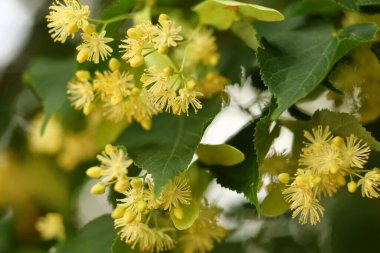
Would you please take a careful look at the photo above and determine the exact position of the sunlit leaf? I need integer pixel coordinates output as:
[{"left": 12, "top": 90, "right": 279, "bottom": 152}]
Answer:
[
  {"left": 193, "top": 0, "right": 284, "bottom": 30},
  {"left": 197, "top": 143, "right": 245, "bottom": 166},
  {"left": 261, "top": 184, "right": 289, "bottom": 217},
  {"left": 170, "top": 200, "right": 200, "bottom": 230}
]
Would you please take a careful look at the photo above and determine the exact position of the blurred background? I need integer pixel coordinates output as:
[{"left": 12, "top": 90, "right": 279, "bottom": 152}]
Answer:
[{"left": 1, "top": 1, "right": 380, "bottom": 253}]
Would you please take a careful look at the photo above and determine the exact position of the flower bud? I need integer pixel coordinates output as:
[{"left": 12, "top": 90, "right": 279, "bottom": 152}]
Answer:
[
  {"left": 347, "top": 181, "right": 357, "bottom": 193},
  {"left": 77, "top": 49, "right": 89, "bottom": 63},
  {"left": 112, "top": 206, "right": 125, "bottom": 219},
  {"left": 336, "top": 174, "right": 346, "bottom": 186},
  {"left": 129, "top": 54, "right": 144, "bottom": 68},
  {"left": 109, "top": 58, "right": 121, "bottom": 71},
  {"left": 331, "top": 136, "right": 344, "bottom": 148},
  {"left": 86, "top": 166, "right": 104, "bottom": 179},
  {"left": 83, "top": 24, "right": 96, "bottom": 34},
  {"left": 123, "top": 211, "right": 135, "bottom": 224},
  {"left": 278, "top": 173, "right": 290, "bottom": 184},
  {"left": 75, "top": 70, "right": 91, "bottom": 80},
  {"left": 114, "top": 179, "right": 130, "bottom": 193},
  {"left": 158, "top": 14, "right": 169, "bottom": 24},
  {"left": 127, "top": 28, "right": 141, "bottom": 39},
  {"left": 163, "top": 67, "right": 173, "bottom": 77},
  {"left": 158, "top": 46, "right": 168, "bottom": 54},
  {"left": 105, "top": 144, "right": 114, "bottom": 155},
  {"left": 83, "top": 103, "right": 95, "bottom": 115},
  {"left": 68, "top": 23, "right": 79, "bottom": 34},
  {"left": 136, "top": 200, "right": 147, "bottom": 212},
  {"left": 186, "top": 80, "right": 196, "bottom": 90},
  {"left": 330, "top": 164, "right": 340, "bottom": 174},
  {"left": 140, "top": 119, "right": 152, "bottom": 130},
  {"left": 91, "top": 183, "right": 106, "bottom": 195}
]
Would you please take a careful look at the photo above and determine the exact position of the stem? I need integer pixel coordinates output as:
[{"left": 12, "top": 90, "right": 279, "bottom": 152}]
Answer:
[
  {"left": 88, "top": 13, "right": 133, "bottom": 25},
  {"left": 145, "top": 211, "right": 154, "bottom": 224}
]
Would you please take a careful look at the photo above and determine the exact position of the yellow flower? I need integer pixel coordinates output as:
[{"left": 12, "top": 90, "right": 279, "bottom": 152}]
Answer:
[
  {"left": 58, "top": 131, "right": 96, "bottom": 171},
  {"left": 303, "top": 125, "right": 333, "bottom": 152},
  {"left": 94, "top": 70, "right": 134, "bottom": 103},
  {"left": 340, "top": 134, "right": 370, "bottom": 168},
  {"left": 152, "top": 229, "right": 175, "bottom": 252},
  {"left": 314, "top": 173, "right": 344, "bottom": 198},
  {"left": 95, "top": 144, "right": 133, "bottom": 182},
  {"left": 35, "top": 213, "right": 66, "bottom": 241},
  {"left": 154, "top": 89, "right": 177, "bottom": 112},
  {"left": 143, "top": 179, "right": 163, "bottom": 209},
  {"left": 28, "top": 114, "right": 63, "bottom": 155},
  {"left": 116, "top": 185, "right": 148, "bottom": 222},
  {"left": 283, "top": 169, "right": 325, "bottom": 225},
  {"left": 197, "top": 72, "right": 228, "bottom": 99},
  {"left": 102, "top": 100, "right": 130, "bottom": 123},
  {"left": 184, "top": 28, "right": 220, "bottom": 68},
  {"left": 173, "top": 87, "right": 203, "bottom": 115},
  {"left": 153, "top": 15, "right": 183, "bottom": 51},
  {"left": 141, "top": 67, "right": 170, "bottom": 95},
  {"left": 119, "top": 38, "right": 144, "bottom": 65},
  {"left": 115, "top": 221, "right": 156, "bottom": 251},
  {"left": 160, "top": 174, "right": 192, "bottom": 210},
  {"left": 77, "top": 30, "right": 114, "bottom": 64},
  {"left": 300, "top": 144, "right": 342, "bottom": 175},
  {"left": 178, "top": 203, "right": 225, "bottom": 253},
  {"left": 46, "top": 0, "right": 90, "bottom": 43},
  {"left": 358, "top": 170, "right": 380, "bottom": 198},
  {"left": 67, "top": 76, "right": 94, "bottom": 112},
  {"left": 127, "top": 88, "right": 159, "bottom": 126}
]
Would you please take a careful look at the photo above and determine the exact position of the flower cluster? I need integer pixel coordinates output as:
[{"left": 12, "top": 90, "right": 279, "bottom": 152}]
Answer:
[
  {"left": 119, "top": 15, "right": 183, "bottom": 67},
  {"left": 112, "top": 174, "right": 190, "bottom": 252},
  {"left": 35, "top": 213, "right": 66, "bottom": 242},
  {"left": 279, "top": 125, "right": 377, "bottom": 225},
  {"left": 46, "top": 0, "right": 114, "bottom": 63},
  {"left": 86, "top": 144, "right": 133, "bottom": 194},
  {"left": 86, "top": 144, "right": 226, "bottom": 252},
  {"left": 67, "top": 59, "right": 158, "bottom": 129},
  {"left": 48, "top": 0, "right": 227, "bottom": 124}
]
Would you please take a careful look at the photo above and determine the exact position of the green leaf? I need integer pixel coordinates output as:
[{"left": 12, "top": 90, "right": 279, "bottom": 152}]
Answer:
[
  {"left": 144, "top": 51, "right": 177, "bottom": 70},
  {"left": 309, "top": 110, "right": 380, "bottom": 151},
  {"left": 334, "top": 0, "right": 380, "bottom": 11},
  {"left": 207, "top": 122, "right": 260, "bottom": 211},
  {"left": 188, "top": 163, "right": 213, "bottom": 199},
  {"left": 0, "top": 210, "right": 14, "bottom": 253},
  {"left": 287, "top": 0, "right": 342, "bottom": 16},
  {"left": 261, "top": 184, "right": 289, "bottom": 217},
  {"left": 116, "top": 98, "right": 221, "bottom": 194},
  {"left": 254, "top": 100, "right": 281, "bottom": 165},
  {"left": 231, "top": 20, "right": 260, "bottom": 51},
  {"left": 256, "top": 18, "right": 377, "bottom": 120},
  {"left": 56, "top": 215, "right": 116, "bottom": 253},
  {"left": 28, "top": 57, "right": 76, "bottom": 133},
  {"left": 193, "top": 0, "right": 284, "bottom": 30},
  {"left": 170, "top": 200, "right": 200, "bottom": 230},
  {"left": 197, "top": 144, "right": 245, "bottom": 166}
]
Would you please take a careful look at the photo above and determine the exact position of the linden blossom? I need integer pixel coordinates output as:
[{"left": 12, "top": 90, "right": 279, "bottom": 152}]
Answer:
[
  {"left": 280, "top": 125, "right": 373, "bottom": 225},
  {"left": 46, "top": 0, "right": 90, "bottom": 43}
]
